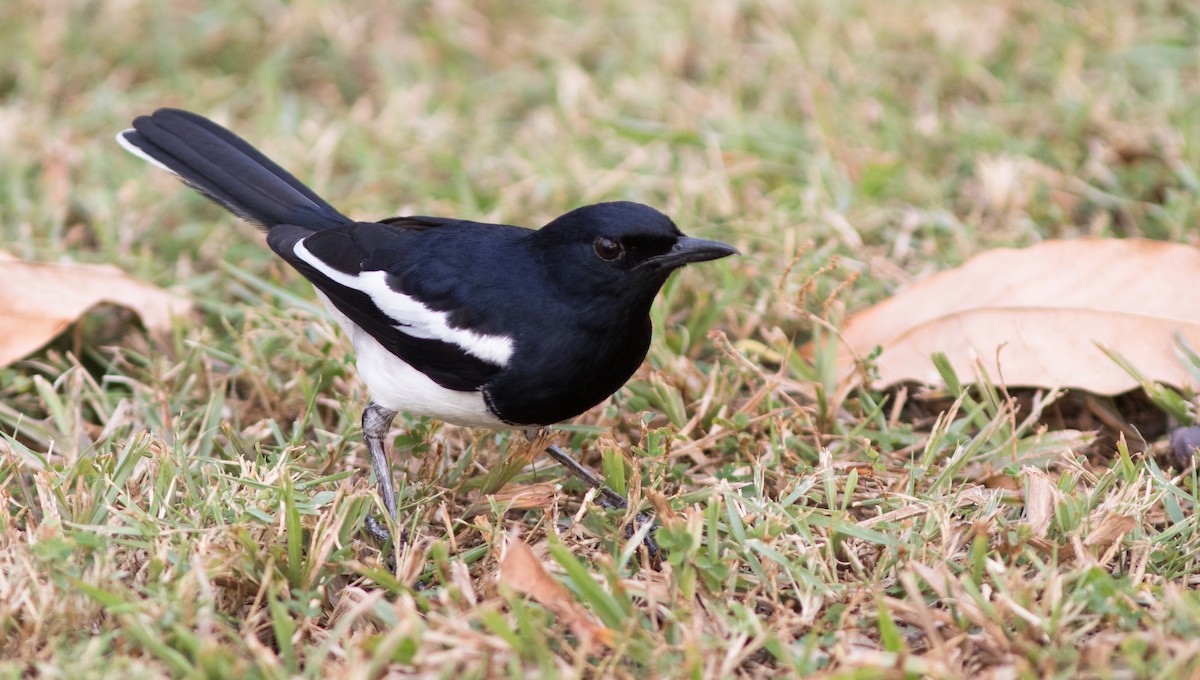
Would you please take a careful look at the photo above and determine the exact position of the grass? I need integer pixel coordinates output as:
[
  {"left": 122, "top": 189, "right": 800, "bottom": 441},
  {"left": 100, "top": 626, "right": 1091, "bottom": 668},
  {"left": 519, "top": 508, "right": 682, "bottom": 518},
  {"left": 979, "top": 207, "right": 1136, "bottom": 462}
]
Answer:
[{"left": 2, "top": 0, "right": 1200, "bottom": 676}]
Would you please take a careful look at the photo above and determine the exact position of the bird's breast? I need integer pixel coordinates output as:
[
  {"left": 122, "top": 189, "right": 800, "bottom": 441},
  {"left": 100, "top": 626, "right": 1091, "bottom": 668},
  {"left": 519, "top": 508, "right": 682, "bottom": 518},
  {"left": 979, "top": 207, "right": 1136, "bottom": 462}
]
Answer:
[{"left": 482, "top": 315, "right": 652, "bottom": 426}]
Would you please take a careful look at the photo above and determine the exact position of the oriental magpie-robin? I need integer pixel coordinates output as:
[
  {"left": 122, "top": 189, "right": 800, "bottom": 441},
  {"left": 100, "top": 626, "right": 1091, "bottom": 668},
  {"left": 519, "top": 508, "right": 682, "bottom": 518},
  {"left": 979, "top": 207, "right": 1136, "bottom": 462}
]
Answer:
[{"left": 118, "top": 108, "right": 737, "bottom": 551}]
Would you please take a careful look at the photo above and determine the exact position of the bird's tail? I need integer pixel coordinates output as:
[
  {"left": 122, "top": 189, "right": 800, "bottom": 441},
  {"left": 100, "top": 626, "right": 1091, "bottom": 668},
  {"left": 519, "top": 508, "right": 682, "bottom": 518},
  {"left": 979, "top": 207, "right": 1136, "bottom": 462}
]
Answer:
[{"left": 118, "top": 108, "right": 350, "bottom": 230}]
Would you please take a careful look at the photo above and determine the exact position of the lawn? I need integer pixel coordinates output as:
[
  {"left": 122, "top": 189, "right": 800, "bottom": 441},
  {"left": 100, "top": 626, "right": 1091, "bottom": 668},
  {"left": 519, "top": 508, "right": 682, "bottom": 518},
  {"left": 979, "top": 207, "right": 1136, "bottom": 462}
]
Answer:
[{"left": 3, "top": 0, "right": 1200, "bottom": 677}]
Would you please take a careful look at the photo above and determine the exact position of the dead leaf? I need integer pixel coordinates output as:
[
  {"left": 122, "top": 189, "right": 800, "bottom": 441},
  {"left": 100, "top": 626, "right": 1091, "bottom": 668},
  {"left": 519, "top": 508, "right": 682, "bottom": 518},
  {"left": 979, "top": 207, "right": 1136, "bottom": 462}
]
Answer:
[
  {"left": 498, "top": 536, "right": 614, "bottom": 649},
  {"left": 644, "top": 488, "right": 679, "bottom": 523},
  {"left": 1023, "top": 468, "right": 1059, "bottom": 538},
  {"left": 0, "top": 257, "right": 190, "bottom": 367},
  {"left": 463, "top": 481, "right": 561, "bottom": 519},
  {"left": 1083, "top": 514, "right": 1136, "bottom": 555},
  {"left": 449, "top": 560, "right": 478, "bottom": 607},
  {"left": 980, "top": 472, "right": 1021, "bottom": 491},
  {"left": 836, "top": 239, "right": 1200, "bottom": 394}
]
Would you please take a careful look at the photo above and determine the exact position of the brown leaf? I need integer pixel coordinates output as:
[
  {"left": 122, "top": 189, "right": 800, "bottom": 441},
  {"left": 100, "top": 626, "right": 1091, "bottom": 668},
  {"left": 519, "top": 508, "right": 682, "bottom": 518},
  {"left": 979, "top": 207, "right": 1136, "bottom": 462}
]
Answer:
[
  {"left": 980, "top": 472, "right": 1021, "bottom": 491},
  {"left": 1023, "top": 468, "right": 1059, "bottom": 538},
  {"left": 837, "top": 239, "right": 1200, "bottom": 394},
  {"left": 463, "top": 481, "right": 561, "bottom": 519},
  {"left": 1084, "top": 514, "right": 1136, "bottom": 554},
  {"left": 0, "top": 257, "right": 190, "bottom": 367},
  {"left": 498, "top": 537, "right": 614, "bottom": 649}
]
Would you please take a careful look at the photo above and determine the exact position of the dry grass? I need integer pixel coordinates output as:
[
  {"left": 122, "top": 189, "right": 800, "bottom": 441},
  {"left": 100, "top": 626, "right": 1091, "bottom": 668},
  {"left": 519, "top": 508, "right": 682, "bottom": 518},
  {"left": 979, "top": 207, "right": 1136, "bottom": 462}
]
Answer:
[{"left": 3, "top": 0, "right": 1200, "bottom": 677}]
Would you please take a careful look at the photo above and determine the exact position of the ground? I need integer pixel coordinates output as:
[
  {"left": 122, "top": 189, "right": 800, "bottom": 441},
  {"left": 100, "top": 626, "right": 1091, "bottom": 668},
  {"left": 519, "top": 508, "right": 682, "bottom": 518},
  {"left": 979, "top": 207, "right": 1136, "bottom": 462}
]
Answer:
[{"left": 2, "top": 0, "right": 1199, "bottom": 677}]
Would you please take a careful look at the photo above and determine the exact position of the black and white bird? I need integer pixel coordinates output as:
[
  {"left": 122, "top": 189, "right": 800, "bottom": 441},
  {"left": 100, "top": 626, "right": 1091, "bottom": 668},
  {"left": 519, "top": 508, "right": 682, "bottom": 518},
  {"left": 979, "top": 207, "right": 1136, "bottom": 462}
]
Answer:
[{"left": 118, "top": 108, "right": 738, "bottom": 547}]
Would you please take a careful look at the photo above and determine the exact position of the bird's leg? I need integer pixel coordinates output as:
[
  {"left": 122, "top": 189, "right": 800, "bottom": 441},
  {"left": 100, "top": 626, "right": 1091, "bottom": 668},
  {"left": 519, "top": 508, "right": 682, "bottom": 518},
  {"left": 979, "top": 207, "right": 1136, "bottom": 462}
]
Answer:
[
  {"left": 361, "top": 401, "right": 400, "bottom": 545},
  {"left": 543, "top": 443, "right": 627, "bottom": 509},
  {"left": 539, "top": 435, "right": 660, "bottom": 562}
]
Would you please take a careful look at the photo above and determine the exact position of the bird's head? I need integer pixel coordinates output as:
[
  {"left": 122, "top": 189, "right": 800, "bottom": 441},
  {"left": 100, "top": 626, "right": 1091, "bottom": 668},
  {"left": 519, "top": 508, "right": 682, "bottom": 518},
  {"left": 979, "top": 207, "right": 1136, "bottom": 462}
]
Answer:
[{"left": 532, "top": 201, "right": 738, "bottom": 309}]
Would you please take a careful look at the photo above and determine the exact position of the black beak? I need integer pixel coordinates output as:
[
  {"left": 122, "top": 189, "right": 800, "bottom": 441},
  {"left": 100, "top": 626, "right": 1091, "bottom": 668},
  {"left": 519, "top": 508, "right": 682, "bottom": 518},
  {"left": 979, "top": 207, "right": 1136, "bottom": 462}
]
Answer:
[{"left": 640, "top": 236, "right": 740, "bottom": 271}]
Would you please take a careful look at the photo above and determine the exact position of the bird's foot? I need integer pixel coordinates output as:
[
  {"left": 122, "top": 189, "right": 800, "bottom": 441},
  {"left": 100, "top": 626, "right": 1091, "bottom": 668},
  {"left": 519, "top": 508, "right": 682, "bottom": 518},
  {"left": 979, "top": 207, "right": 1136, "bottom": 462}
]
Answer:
[
  {"left": 363, "top": 514, "right": 400, "bottom": 544},
  {"left": 593, "top": 487, "right": 661, "bottom": 564},
  {"left": 542, "top": 441, "right": 661, "bottom": 564},
  {"left": 363, "top": 515, "right": 407, "bottom": 575}
]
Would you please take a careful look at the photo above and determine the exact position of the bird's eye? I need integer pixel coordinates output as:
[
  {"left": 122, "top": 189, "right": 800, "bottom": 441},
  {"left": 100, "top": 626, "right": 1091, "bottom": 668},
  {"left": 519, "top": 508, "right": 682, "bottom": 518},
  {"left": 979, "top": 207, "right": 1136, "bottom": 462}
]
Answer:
[{"left": 593, "top": 236, "right": 624, "bottom": 262}]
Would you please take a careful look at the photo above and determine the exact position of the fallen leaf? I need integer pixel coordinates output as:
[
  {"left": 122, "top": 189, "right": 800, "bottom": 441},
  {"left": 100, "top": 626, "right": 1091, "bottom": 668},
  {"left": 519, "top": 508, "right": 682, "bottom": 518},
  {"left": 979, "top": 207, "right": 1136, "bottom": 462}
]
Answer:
[
  {"left": 463, "top": 481, "right": 561, "bottom": 518},
  {"left": 449, "top": 560, "right": 479, "bottom": 607},
  {"left": 0, "top": 257, "right": 190, "bottom": 367},
  {"left": 836, "top": 239, "right": 1200, "bottom": 394},
  {"left": 1023, "top": 468, "right": 1059, "bottom": 538},
  {"left": 980, "top": 472, "right": 1021, "bottom": 491},
  {"left": 1083, "top": 514, "right": 1136, "bottom": 554},
  {"left": 498, "top": 536, "right": 614, "bottom": 649}
]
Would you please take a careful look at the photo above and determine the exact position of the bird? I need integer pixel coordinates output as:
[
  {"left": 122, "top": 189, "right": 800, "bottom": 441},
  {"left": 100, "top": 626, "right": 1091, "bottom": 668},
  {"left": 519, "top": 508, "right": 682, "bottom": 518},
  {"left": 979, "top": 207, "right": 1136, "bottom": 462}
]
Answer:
[{"left": 118, "top": 108, "right": 738, "bottom": 553}]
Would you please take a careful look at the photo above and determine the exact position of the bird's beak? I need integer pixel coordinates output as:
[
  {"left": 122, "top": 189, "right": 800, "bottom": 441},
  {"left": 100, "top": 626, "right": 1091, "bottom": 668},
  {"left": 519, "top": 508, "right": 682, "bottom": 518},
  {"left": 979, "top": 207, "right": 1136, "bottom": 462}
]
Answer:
[{"left": 640, "top": 236, "right": 740, "bottom": 271}]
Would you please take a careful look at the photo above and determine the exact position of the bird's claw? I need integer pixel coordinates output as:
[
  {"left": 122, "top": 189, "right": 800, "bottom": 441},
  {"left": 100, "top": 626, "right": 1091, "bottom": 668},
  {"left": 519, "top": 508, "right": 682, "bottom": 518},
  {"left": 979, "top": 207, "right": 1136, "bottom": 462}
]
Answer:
[
  {"left": 363, "top": 514, "right": 395, "bottom": 544},
  {"left": 595, "top": 488, "right": 662, "bottom": 564},
  {"left": 363, "top": 515, "right": 406, "bottom": 574}
]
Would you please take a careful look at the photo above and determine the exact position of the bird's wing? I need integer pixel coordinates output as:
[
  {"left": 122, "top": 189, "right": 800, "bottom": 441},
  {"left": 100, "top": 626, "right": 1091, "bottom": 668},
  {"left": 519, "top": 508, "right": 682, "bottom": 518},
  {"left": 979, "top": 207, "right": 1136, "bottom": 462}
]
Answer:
[
  {"left": 267, "top": 221, "right": 513, "bottom": 392},
  {"left": 378, "top": 215, "right": 519, "bottom": 232},
  {"left": 377, "top": 215, "right": 462, "bottom": 230}
]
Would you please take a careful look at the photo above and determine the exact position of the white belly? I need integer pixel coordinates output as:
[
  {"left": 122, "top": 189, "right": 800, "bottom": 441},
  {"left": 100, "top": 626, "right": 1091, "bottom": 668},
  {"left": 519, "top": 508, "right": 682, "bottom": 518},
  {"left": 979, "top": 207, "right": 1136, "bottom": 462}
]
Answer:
[{"left": 315, "top": 292, "right": 507, "bottom": 428}]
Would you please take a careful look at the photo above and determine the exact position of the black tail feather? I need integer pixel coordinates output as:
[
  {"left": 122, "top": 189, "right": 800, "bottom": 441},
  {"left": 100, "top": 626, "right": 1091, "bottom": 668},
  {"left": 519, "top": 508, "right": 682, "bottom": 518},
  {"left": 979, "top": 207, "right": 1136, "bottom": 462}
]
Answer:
[{"left": 119, "top": 108, "right": 349, "bottom": 231}]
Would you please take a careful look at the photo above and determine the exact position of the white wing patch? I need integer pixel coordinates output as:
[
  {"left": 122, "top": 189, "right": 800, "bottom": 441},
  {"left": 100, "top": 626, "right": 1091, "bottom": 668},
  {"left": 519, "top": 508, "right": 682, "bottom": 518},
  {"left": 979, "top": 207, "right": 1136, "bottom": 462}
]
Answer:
[{"left": 293, "top": 239, "right": 515, "bottom": 367}]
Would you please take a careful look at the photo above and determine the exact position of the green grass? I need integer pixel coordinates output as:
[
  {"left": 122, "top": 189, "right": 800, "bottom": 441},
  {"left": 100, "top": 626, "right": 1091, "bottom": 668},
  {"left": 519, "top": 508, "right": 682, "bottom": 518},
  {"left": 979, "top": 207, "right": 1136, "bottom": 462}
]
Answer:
[{"left": 3, "top": 0, "right": 1200, "bottom": 676}]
